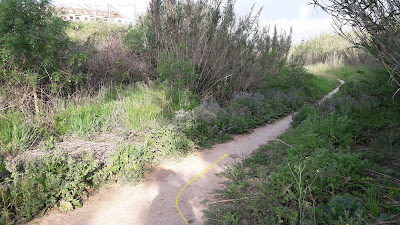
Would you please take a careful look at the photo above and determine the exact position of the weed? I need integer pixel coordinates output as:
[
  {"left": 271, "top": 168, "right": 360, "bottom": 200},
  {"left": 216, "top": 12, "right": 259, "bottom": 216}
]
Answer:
[
  {"left": 0, "top": 150, "right": 99, "bottom": 223},
  {"left": 0, "top": 112, "right": 43, "bottom": 156}
]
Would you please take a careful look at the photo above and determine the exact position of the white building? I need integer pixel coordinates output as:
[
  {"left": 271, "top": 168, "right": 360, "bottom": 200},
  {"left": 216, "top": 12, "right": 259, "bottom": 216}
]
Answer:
[{"left": 57, "top": 7, "right": 130, "bottom": 24}]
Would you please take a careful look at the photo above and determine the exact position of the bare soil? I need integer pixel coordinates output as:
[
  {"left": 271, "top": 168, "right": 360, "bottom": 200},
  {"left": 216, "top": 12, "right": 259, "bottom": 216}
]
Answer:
[{"left": 28, "top": 81, "right": 343, "bottom": 225}]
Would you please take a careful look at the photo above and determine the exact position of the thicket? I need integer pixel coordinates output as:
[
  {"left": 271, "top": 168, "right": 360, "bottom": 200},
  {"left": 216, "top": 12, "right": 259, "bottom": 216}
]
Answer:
[
  {"left": 206, "top": 67, "right": 400, "bottom": 224},
  {"left": 145, "top": 0, "right": 292, "bottom": 99}
]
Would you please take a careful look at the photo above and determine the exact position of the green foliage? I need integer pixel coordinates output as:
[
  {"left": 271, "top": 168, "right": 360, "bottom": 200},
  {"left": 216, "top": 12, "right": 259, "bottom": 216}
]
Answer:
[
  {"left": 157, "top": 50, "right": 198, "bottom": 90},
  {"left": 0, "top": 150, "right": 99, "bottom": 224},
  {"left": 0, "top": 0, "right": 71, "bottom": 85},
  {"left": 104, "top": 124, "right": 194, "bottom": 180},
  {"left": 265, "top": 65, "right": 339, "bottom": 101},
  {"left": 206, "top": 67, "right": 400, "bottom": 224},
  {"left": 143, "top": 123, "right": 195, "bottom": 157},
  {"left": 55, "top": 102, "right": 113, "bottom": 137},
  {"left": 124, "top": 25, "right": 146, "bottom": 51},
  {"left": 105, "top": 144, "right": 153, "bottom": 180},
  {"left": 317, "top": 194, "right": 366, "bottom": 225}
]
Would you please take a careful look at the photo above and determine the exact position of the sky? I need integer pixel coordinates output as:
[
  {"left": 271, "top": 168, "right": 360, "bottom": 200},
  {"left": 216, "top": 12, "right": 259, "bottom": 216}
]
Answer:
[{"left": 52, "top": 0, "right": 335, "bottom": 44}]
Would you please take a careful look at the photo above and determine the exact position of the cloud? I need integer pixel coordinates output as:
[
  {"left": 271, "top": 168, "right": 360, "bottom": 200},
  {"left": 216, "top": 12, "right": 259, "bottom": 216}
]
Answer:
[{"left": 260, "top": 4, "right": 334, "bottom": 44}]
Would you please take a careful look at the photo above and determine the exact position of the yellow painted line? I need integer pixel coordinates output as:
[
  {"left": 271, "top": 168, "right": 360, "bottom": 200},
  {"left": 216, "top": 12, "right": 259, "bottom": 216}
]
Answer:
[{"left": 176, "top": 154, "right": 228, "bottom": 225}]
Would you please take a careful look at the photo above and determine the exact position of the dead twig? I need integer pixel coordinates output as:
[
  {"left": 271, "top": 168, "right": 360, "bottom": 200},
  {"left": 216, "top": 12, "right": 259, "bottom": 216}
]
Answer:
[
  {"left": 375, "top": 221, "right": 397, "bottom": 225},
  {"left": 276, "top": 138, "right": 294, "bottom": 148},
  {"left": 366, "top": 169, "right": 400, "bottom": 184},
  {"left": 208, "top": 197, "right": 254, "bottom": 205},
  {"left": 0, "top": 105, "right": 16, "bottom": 112}
]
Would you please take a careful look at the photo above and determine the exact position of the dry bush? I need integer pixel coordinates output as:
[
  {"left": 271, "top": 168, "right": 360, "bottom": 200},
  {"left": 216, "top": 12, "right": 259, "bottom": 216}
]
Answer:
[{"left": 85, "top": 32, "right": 154, "bottom": 86}]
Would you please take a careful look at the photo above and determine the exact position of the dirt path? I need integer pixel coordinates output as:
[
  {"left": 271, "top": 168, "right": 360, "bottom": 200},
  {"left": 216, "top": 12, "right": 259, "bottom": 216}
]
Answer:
[{"left": 29, "top": 81, "right": 344, "bottom": 225}]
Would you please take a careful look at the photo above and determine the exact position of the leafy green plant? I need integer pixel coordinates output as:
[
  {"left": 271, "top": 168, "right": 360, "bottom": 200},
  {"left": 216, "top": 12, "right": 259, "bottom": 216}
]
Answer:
[
  {"left": 143, "top": 122, "right": 194, "bottom": 157},
  {"left": 317, "top": 194, "right": 366, "bottom": 225},
  {"left": 105, "top": 144, "right": 153, "bottom": 180},
  {"left": 0, "top": 0, "right": 72, "bottom": 85},
  {"left": 0, "top": 150, "right": 99, "bottom": 223}
]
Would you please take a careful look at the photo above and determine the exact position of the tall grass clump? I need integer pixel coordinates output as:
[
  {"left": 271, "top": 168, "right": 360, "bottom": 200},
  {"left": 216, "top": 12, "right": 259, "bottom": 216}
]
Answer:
[
  {"left": 291, "top": 32, "right": 376, "bottom": 67},
  {"left": 54, "top": 102, "right": 113, "bottom": 137},
  {"left": 0, "top": 112, "right": 43, "bottom": 156},
  {"left": 115, "top": 83, "right": 175, "bottom": 130},
  {"left": 138, "top": 0, "right": 292, "bottom": 99}
]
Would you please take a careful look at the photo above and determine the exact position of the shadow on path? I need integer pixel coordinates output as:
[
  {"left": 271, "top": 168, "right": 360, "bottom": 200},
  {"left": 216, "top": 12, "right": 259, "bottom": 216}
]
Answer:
[{"left": 143, "top": 168, "right": 196, "bottom": 225}]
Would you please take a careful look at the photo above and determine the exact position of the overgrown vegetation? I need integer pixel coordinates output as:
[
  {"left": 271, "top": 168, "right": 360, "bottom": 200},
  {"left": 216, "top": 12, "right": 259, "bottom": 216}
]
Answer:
[
  {"left": 0, "top": 0, "right": 343, "bottom": 223},
  {"left": 0, "top": 0, "right": 397, "bottom": 224},
  {"left": 205, "top": 67, "right": 400, "bottom": 224},
  {"left": 312, "top": 0, "right": 400, "bottom": 94},
  {"left": 0, "top": 69, "right": 336, "bottom": 223}
]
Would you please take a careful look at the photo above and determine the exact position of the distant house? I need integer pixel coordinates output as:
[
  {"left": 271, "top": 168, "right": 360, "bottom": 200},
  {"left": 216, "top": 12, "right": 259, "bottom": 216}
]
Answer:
[{"left": 56, "top": 7, "right": 129, "bottom": 24}]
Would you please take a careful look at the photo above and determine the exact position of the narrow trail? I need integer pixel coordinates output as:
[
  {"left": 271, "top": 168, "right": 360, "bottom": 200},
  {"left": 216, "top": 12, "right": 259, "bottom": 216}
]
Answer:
[{"left": 29, "top": 80, "right": 344, "bottom": 225}]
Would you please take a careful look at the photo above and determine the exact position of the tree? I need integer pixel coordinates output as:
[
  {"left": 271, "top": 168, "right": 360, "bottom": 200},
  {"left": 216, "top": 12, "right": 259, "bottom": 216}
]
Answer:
[
  {"left": 0, "top": 0, "right": 77, "bottom": 115},
  {"left": 312, "top": 0, "right": 400, "bottom": 96},
  {"left": 0, "top": 0, "right": 71, "bottom": 85}
]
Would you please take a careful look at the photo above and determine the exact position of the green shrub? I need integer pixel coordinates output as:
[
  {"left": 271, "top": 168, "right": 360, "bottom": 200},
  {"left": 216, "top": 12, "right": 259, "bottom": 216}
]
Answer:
[
  {"left": 0, "top": 150, "right": 99, "bottom": 223},
  {"left": 317, "top": 194, "right": 366, "bottom": 225},
  {"left": 143, "top": 123, "right": 194, "bottom": 157},
  {"left": 105, "top": 144, "right": 153, "bottom": 180},
  {"left": 0, "top": 0, "right": 74, "bottom": 86},
  {"left": 124, "top": 24, "right": 147, "bottom": 52}
]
